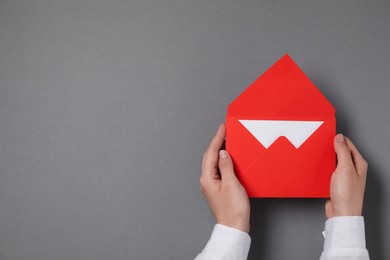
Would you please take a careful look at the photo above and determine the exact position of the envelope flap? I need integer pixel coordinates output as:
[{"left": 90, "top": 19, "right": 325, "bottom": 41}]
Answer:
[{"left": 228, "top": 54, "right": 335, "bottom": 120}]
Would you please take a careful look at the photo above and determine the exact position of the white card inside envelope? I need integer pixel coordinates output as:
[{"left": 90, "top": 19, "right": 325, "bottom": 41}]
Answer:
[{"left": 239, "top": 120, "right": 324, "bottom": 149}]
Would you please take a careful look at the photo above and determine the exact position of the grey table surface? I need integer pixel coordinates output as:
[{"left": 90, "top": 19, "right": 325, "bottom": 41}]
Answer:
[{"left": 0, "top": 1, "right": 389, "bottom": 259}]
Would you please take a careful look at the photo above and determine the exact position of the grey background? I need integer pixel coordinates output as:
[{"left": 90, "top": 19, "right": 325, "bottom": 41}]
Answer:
[{"left": 0, "top": 1, "right": 389, "bottom": 259}]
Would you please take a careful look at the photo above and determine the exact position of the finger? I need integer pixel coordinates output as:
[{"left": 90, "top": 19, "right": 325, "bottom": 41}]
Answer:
[
  {"left": 200, "top": 124, "right": 225, "bottom": 186},
  {"left": 218, "top": 150, "right": 239, "bottom": 183},
  {"left": 207, "top": 124, "right": 226, "bottom": 153},
  {"left": 345, "top": 137, "right": 368, "bottom": 176},
  {"left": 334, "top": 134, "right": 353, "bottom": 168},
  {"left": 203, "top": 124, "right": 226, "bottom": 172}
]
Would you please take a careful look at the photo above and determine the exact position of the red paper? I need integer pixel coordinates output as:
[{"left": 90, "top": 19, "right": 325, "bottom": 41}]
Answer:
[{"left": 226, "top": 54, "right": 336, "bottom": 198}]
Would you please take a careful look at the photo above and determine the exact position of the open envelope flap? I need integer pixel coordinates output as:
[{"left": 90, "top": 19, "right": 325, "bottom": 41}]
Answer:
[{"left": 227, "top": 54, "right": 335, "bottom": 120}]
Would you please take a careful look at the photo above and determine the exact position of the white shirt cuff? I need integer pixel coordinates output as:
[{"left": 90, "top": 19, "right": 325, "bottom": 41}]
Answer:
[
  {"left": 323, "top": 216, "right": 366, "bottom": 250},
  {"left": 196, "top": 224, "right": 251, "bottom": 260},
  {"left": 320, "top": 216, "right": 369, "bottom": 260}
]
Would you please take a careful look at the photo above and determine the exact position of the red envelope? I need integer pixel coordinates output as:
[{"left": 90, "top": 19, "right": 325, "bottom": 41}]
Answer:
[{"left": 226, "top": 54, "right": 336, "bottom": 198}]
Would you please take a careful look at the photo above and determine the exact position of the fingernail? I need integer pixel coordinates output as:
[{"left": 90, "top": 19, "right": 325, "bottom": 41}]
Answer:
[
  {"left": 219, "top": 150, "right": 228, "bottom": 158},
  {"left": 336, "top": 134, "right": 345, "bottom": 142}
]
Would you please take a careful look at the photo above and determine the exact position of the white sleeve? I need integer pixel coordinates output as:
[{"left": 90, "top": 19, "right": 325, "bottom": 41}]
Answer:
[
  {"left": 195, "top": 224, "right": 251, "bottom": 260},
  {"left": 320, "top": 216, "right": 370, "bottom": 260}
]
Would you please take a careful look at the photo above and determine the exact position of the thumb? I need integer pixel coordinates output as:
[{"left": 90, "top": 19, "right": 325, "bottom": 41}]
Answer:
[
  {"left": 218, "top": 150, "right": 238, "bottom": 182},
  {"left": 334, "top": 134, "right": 353, "bottom": 167}
]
